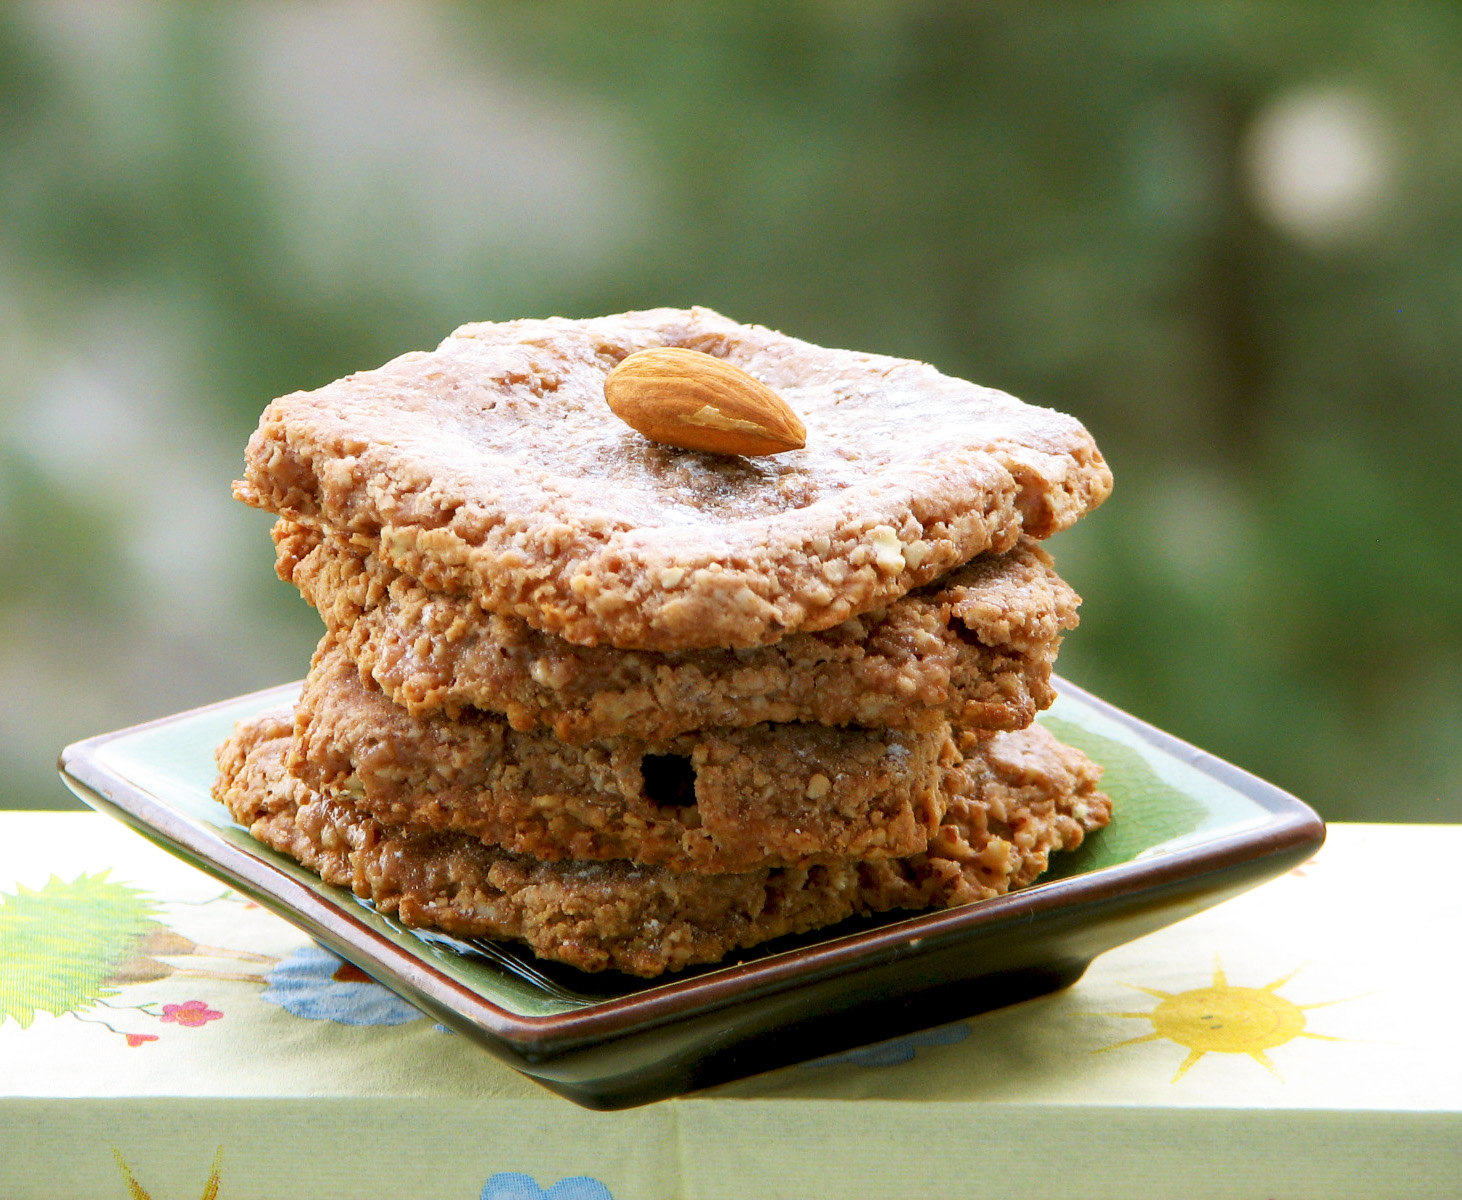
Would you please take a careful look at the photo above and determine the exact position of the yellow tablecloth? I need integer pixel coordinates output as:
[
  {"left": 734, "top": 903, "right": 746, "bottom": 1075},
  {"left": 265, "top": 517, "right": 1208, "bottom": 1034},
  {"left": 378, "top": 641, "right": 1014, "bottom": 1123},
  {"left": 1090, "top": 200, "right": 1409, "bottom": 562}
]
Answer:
[{"left": 1, "top": 813, "right": 1458, "bottom": 1199}]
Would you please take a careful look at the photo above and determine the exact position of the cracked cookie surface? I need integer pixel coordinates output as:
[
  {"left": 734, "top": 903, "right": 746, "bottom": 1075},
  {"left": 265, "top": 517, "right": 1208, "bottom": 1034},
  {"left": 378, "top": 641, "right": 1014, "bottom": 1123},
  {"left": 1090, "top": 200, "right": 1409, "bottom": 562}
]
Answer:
[{"left": 237, "top": 307, "right": 1110, "bottom": 650}]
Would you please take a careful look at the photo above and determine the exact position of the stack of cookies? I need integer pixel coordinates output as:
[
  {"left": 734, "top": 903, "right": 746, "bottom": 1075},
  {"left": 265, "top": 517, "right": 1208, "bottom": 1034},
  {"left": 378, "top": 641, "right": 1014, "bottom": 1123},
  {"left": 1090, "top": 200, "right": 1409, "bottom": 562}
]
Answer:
[{"left": 215, "top": 308, "right": 1115, "bottom": 976}]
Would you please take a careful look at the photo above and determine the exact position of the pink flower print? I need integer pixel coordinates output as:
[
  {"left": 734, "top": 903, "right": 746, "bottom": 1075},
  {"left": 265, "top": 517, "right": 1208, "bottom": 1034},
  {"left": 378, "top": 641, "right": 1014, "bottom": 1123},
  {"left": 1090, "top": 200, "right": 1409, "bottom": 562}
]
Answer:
[
  {"left": 159, "top": 1000, "right": 223, "bottom": 1027},
  {"left": 125, "top": 1033, "right": 159, "bottom": 1047},
  {"left": 1289, "top": 850, "right": 1322, "bottom": 878}
]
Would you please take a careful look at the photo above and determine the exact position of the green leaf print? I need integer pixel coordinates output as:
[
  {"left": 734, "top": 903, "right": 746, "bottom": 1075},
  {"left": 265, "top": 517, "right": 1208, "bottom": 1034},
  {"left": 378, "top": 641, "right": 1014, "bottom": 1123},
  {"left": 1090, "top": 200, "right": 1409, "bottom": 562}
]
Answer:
[{"left": 0, "top": 872, "right": 163, "bottom": 1028}]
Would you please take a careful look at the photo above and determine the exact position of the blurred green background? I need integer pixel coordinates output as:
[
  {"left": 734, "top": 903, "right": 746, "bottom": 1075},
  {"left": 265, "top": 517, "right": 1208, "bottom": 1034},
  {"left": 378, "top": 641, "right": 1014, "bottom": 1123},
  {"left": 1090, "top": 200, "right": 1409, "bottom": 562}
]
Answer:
[{"left": 3, "top": 3, "right": 1458, "bottom": 822}]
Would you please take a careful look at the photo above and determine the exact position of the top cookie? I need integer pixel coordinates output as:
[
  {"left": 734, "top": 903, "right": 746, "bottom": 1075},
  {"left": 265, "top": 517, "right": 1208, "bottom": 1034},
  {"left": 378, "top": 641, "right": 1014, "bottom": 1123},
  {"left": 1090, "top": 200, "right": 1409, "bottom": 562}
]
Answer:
[{"left": 236, "top": 307, "right": 1111, "bottom": 650}]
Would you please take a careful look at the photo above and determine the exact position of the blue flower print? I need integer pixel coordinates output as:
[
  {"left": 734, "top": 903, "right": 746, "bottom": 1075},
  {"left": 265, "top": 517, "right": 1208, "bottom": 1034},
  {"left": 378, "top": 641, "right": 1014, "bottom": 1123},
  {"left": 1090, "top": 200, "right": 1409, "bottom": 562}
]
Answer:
[
  {"left": 260, "top": 944, "right": 426, "bottom": 1025},
  {"left": 480, "top": 1172, "right": 614, "bottom": 1200},
  {"left": 802, "top": 1022, "right": 970, "bottom": 1067}
]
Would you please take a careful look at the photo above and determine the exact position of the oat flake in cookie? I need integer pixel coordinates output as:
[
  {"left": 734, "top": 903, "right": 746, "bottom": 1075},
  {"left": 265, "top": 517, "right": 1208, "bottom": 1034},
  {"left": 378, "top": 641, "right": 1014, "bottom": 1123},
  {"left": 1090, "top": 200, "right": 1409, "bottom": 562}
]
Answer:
[{"left": 235, "top": 307, "right": 1111, "bottom": 651}]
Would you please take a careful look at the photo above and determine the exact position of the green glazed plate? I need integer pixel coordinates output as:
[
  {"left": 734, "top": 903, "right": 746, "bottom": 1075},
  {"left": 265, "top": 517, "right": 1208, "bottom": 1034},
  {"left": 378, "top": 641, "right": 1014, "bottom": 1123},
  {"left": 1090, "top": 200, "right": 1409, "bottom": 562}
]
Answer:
[{"left": 59, "top": 677, "right": 1322, "bottom": 1108}]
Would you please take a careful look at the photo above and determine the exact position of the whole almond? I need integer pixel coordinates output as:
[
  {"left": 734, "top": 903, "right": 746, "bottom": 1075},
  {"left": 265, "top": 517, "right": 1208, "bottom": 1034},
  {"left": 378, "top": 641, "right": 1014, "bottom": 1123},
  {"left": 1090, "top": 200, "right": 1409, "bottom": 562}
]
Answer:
[{"left": 603, "top": 347, "right": 806, "bottom": 456}]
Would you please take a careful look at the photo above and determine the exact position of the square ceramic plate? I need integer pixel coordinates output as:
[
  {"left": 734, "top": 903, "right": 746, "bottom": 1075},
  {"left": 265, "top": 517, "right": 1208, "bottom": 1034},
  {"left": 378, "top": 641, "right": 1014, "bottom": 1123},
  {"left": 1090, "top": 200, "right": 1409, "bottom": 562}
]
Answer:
[{"left": 59, "top": 677, "right": 1323, "bottom": 1109}]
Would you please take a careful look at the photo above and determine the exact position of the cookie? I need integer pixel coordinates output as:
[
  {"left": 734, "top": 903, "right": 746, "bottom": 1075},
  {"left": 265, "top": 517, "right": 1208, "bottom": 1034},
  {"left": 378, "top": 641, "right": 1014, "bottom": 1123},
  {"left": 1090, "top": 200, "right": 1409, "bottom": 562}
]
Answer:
[
  {"left": 216, "top": 711, "right": 1109, "bottom": 976},
  {"left": 868, "top": 718, "right": 1111, "bottom": 911},
  {"left": 276, "top": 520, "right": 1079, "bottom": 742},
  {"left": 236, "top": 307, "right": 1110, "bottom": 651},
  {"left": 291, "top": 639, "right": 951, "bottom": 874}
]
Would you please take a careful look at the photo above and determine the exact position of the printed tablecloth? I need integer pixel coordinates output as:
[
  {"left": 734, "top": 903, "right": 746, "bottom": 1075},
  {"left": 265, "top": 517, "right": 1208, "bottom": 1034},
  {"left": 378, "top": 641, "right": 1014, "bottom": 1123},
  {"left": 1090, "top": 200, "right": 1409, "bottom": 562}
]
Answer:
[{"left": 1, "top": 813, "right": 1458, "bottom": 1200}]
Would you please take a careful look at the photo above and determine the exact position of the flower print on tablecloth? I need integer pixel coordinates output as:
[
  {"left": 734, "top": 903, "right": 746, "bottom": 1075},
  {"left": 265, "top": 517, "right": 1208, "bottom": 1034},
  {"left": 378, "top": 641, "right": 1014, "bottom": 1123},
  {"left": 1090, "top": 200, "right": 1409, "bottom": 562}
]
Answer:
[
  {"left": 160, "top": 999, "right": 224, "bottom": 1027},
  {"left": 481, "top": 1172, "right": 614, "bottom": 1200},
  {"left": 261, "top": 944, "right": 429, "bottom": 1025},
  {"left": 0, "top": 871, "right": 268, "bottom": 1048},
  {"left": 802, "top": 1022, "right": 971, "bottom": 1068}
]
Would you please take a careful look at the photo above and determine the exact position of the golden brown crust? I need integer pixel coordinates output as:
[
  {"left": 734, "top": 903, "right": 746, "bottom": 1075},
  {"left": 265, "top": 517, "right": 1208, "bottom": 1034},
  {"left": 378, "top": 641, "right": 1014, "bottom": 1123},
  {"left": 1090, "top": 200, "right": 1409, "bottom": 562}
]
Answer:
[
  {"left": 215, "top": 712, "right": 1110, "bottom": 976},
  {"left": 291, "top": 638, "right": 951, "bottom": 874},
  {"left": 276, "top": 520, "right": 1079, "bottom": 742},
  {"left": 859, "top": 721, "right": 1111, "bottom": 910},
  {"left": 236, "top": 307, "right": 1110, "bottom": 651}
]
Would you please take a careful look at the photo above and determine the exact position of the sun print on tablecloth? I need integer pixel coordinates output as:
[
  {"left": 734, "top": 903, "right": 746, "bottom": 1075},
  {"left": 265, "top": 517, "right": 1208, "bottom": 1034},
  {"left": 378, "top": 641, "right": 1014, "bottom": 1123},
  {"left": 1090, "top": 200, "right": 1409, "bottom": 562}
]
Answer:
[
  {"left": 1093, "top": 956, "right": 1357, "bottom": 1082},
  {"left": 113, "top": 1147, "right": 223, "bottom": 1200}
]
